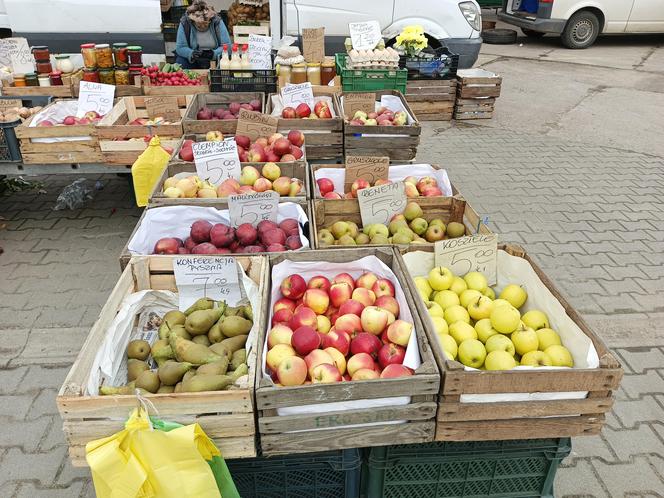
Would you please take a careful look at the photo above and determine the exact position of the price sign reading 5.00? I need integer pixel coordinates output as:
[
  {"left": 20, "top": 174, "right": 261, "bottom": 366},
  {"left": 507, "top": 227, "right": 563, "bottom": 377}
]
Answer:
[
  {"left": 173, "top": 256, "right": 242, "bottom": 310},
  {"left": 76, "top": 81, "right": 115, "bottom": 118},
  {"left": 434, "top": 234, "right": 498, "bottom": 286},
  {"left": 358, "top": 182, "right": 406, "bottom": 226},
  {"left": 192, "top": 139, "right": 241, "bottom": 186},
  {"left": 228, "top": 191, "right": 279, "bottom": 227}
]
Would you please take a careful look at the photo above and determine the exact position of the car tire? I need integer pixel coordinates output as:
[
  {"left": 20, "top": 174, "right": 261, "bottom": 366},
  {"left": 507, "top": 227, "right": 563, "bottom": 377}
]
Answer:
[
  {"left": 482, "top": 29, "right": 518, "bottom": 45},
  {"left": 561, "top": 10, "right": 600, "bottom": 49},
  {"left": 521, "top": 28, "right": 545, "bottom": 38}
]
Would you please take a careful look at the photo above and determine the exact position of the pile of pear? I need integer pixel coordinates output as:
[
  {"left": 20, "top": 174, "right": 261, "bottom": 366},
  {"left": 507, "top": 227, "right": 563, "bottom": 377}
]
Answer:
[{"left": 100, "top": 298, "right": 253, "bottom": 395}]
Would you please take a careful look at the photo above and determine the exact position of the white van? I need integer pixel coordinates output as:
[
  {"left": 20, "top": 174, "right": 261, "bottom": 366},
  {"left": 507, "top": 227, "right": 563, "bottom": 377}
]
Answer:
[{"left": 498, "top": 0, "right": 664, "bottom": 48}]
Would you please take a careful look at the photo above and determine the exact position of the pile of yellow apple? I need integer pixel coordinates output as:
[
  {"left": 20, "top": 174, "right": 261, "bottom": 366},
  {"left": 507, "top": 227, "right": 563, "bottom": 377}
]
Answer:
[{"left": 414, "top": 268, "right": 574, "bottom": 370}]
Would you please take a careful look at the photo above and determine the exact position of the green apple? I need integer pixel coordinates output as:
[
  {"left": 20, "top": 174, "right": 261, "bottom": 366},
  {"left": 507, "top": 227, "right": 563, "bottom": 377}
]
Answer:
[
  {"left": 409, "top": 217, "right": 428, "bottom": 235},
  {"left": 346, "top": 221, "right": 359, "bottom": 239},
  {"left": 430, "top": 315, "right": 448, "bottom": 335},
  {"left": 428, "top": 219, "right": 446, "bottom": 230},
  {"left": 444, "top": 305, "right": 470, "bottom": 325},
  {"left": 450, "top": 276, "right": 468, "bottom": 295},
  {"left": 484, "top": 350, "right": 517, "bottom": 370},
  {"left": 338, "top": 234, "right": 356, "bottom": 245},
  {"left": 490, "top": 305, "right": 521, "bottom": 334},
  {"left": 425, "top": 301, "right": 445, "bottom": 318},
  {"left": 475, "top": 318, "right": 499, "bottom": 343},
  {"left": 485, "top": 334, "right": 515, "bottom": 356},
  {"left": 388, "top": 219, "right": 408, "bottom": 235},
  {"left": 483, "top": 287, "right": 496, "bottom": 299},
  {"left": 544, "top": 345, "right": 573, "bottom": 367},
  {"left": 355, "top": 233, "right": 370, "bottom": 245},
  {"left": 368, "top": 223, "right": 389, "bottom": 239},
  {"left": 414, "top": 277, "right": 432, "bottom": 300},
  {"left": 499, "top": 284, "right": 528, "bottom": 309},
  {"left": 370, "top": 234, "right": 389, "bottom": 245},
  {"left": 458, "top": 339, "right": 486, "bottom": 368},
  {"left": 522, "top": 310, "right": 550, "bottom": 330},
  {"left": 403, "top": 201, "right": 423, "bottom": 221},
  {"left": 536, "top": 328, "right": 561, "bottom": 351},
  {"left": 318, "top": 229, "right": 335, "bottom": 246},
  {"left": 428, "top": 267, "right": 454, "bottom": 291},
  {"left": 520, "top": 350, "right": 553, "bottom": 367},
  {"left": 438, "top": 334, "right": 458, "bottom": 360},
  {"left": 459, "top": 289, "right": 482, "bottom": 308},
  {"left": 433, "top": 290, "right": 460, "bottom": 310},
  {"left": 449, "top": 321, "right": 478, "bottom": 345},
  {"left": 463, "top": 271, "right": 488, "bottom": 293},
  {"left": 511, "top": 326, "right": 539, "bottom": 356},
  {"left": 468, "top": 295, "right": 494, "bottom": 321},
  {"left": 330, "top": 221, "right": 350, "bottom": 239},
  {"left": 393, "top": 231, "right": 413, "bottom": 244}
]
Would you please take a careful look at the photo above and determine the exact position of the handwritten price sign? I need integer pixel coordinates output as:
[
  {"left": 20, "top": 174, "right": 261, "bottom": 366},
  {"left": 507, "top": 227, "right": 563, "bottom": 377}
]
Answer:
[
  {"left": 192, "top": 139, "right": 241, "bottom": 186},
  {"left": 76, "top": 81, "right": 115, "bottom": 118},
  {"left": 302, "top": 27, "right": 325, "bottom": 63},
  {"left": 247, "top": 33, "right": 272, "bottom": 70},
  {"left": 358, "top": 182, "right": 406, "bottom": 226},
  {"left": 236, "top": 109, "right": 278, "bottom": 141},
  {"left": 281, "top": 82, "right": 315, "bottom": 110},
  {"left": 434, "top": 234, "right": 498, "bottom": 286},
  {"left": 344, "top": 156, "right": 389, "bottom": 191},
  {"left": 349, "top": 21, "right": 382, "bottom": 51},
  {"left": 228, "top": 191, "right": 279, "bottom": 227},
  {"left": 173, "top": 256, "right": 242, "bottom": 310}
]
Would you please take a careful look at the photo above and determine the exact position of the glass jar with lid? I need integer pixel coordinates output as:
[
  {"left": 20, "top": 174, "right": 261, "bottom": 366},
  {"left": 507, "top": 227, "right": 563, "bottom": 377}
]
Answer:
[
  {"left": 128, "top": 64, "right": 143, "bottom": 85},
  {"left": 321, "top": 59, "right": 336, "bottom": 86},
  {"left": 25, "top": 73, "right": 39, "bottom": 86},
  {"left": 278, "top": 64, "right": 291, "bottom": 85},
  {"left": 38, "top": 74, "right": 51, "bottom": 87},
  {"left": 81, "top": 43, "right": 97, "bottom": 68},
  {"left": 13, "top": 74, "right": 26, "bottom": 87},
  {"left": 127, "top": 46, "right": 143, "bottom": 65},
  {"left": 36, "top": 61, "right": 53, "bottom": 74},
  {"left": 49, "top": 71, "right": 64, "bottom": 86},
  {"left": 114, "top": 67, "right": 129, "bottom": 85},
  {"left": 95, "top": 44, "right": 114, "bottom": 68},
  {"left": 113, "top": 43, "right": 129, "bottom": 67},
  {"left": 306, "top": 62, "right": 321, "bottom": 85},
  {"left": 31, "top": 45, "right": 50, "bottom": 61},
  {"left": 99, "top": 68, "right": 115, "bottom": 85},
  {"left": 55, "top": 54, "right": 74, "bottom": 73},
  {"left": 82, "top": 68, "right": 100, "bottom": 83},
  {"left": 290, "top": 63, "right": 307, "bottom": 84}
]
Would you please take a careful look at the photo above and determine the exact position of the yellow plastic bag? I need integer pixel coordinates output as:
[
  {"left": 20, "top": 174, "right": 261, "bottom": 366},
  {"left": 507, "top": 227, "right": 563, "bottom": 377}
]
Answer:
[
  {"left": 131, "top": 136, "right": 171, "bottom": 207},
  {"left": 86, "top": 408, "right": 222, "bottom": 498}
]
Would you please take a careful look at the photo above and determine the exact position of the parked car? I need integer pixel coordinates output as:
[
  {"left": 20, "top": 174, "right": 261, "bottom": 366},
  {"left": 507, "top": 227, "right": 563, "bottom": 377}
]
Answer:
[
  {"left": 271, "top": 0, "right": 483, "bottom": 68},
  {"left": 498, "top": 0, "right": 664, "bottom": 49}
]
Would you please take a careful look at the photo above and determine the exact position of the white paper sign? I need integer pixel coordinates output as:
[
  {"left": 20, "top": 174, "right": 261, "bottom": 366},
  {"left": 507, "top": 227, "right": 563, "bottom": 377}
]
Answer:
[
  {"left": 358, "top": 182, "right": 406, "bottom": 226},
  {"left": 192, "top": 138, "right": 241, "bottom": 186},
  {"left": 173, "top": 256, "right": 241, "bottom": 311},
  {"left": 281, "top": 82, "right": 315, "bottom": 110},
  {"left": 247, "top": 34, "right": 272, "bottom": 70},
  {"left": 349, "top": 21, "right": 382, "bottom": 51},
  {"left": 228, "top": 191, "right": 279, "bottom": 227},
  {"left": 76, "top": 81, "right": 115, "bottom": 118},
  {"left": 434, "top": 234, "right": 498, "bottom": 286},
  {"left": 0, "top": 38, "right": 33, "bottom": 73}
]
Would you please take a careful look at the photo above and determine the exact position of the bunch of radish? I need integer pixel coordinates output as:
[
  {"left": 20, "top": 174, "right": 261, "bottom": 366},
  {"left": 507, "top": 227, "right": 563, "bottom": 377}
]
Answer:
[{"left": 140, "top": 65, "right": 203, "bottom": 86}]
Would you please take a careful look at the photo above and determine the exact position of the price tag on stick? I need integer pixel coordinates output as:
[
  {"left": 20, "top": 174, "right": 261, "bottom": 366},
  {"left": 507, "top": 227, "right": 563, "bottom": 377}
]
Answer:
[
  {"left": 173, "top": 256, "right": 242, "bottom": 311},
  {"left": 76, "top": 81, "right": 115, "bottom": 118},
  {"left": 349, "top": 21, "right": 382, "bottom": 51},
  {"left": 345, "top": 156, "right": 390, "bottom": 191},
  {"left": 228, "top": 191, "right": 279, "bottom": 227},
  {"left": 192, "top": 139, "right": 241, "bottom": 186},
  {"left": 434, "top": 234, "right": 498, "bottom": 286},
  {"left": 302, "top": 27, "right": 325, "bottom": 63},
  {"left": 358, "top": 182, "right": 406, "bottom": 226},
  {"left": 343, "top": 92, "right": 375, "bottom": 120},
  {"left": 145, "top": 96, "right": 181, "bottom": 121},
  {"left": 281, "top": 82, "right": 315, "bottom": 110},
  {"left": 236, "top": 109, "right": 278, "bottom": 141}
]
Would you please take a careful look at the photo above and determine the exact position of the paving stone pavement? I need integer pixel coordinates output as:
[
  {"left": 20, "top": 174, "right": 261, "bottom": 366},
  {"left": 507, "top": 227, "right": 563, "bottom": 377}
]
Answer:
[{"left": 0, "top": 123, "right": 662, "bottom": 497}]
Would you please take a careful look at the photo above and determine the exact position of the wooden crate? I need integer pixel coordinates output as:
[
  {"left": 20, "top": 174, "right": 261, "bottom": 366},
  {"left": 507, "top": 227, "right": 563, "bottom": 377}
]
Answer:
[
  {"left": 266, "top": 89, "right": 343, "bottom": 161},
  {"left": 96, "top": 96, "right": 190, "bottom": 165},
  {"left": 14, "top": 100, "right": 102, "bottom": 164},
  {"left": 406, "top": 80, "right": 456, "bottom": 121},
  {"left": 456, "top": 69, "right": 502, "bottom": 99},
  {"left": 57, "top": 255, "right": 268, "bottom": 466},
  {"left": 1, "top": 84, "right": 73, "bottom": 98},
  {"left": 233, "top": 22, "right": 270, "bottom": 44},
  {"left": 454, "top": 97, "right": 495, "bottom": 120},
  {"left": 395, "top": 243, "right": 623, "bottom": 442},
  {"left": 182, "top": 92, "right": 266, "bottom": 135},
  {"left": 141, "top": 71, "right": 209, "bottom": 96},
  {"left": 256, "top": 247, "right": 440, "bottom": 455},
  {"left": 311, "top": 189, "right": 492, "bottom": 249},
  {"left": 342, "top": 90, "right": 421, "bottom": 161}
]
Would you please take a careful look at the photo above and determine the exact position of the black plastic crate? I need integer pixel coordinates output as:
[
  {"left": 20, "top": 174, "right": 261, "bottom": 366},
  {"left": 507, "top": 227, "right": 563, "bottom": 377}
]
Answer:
[
  {"left": 226, "top": 448, "right": 361, "bottom": 498},
  {"left": 209, "top": 68, "right": 277, "bottom": 93},
  {"left": 399, "top": 46, "right": 459, "bottom": 80}
]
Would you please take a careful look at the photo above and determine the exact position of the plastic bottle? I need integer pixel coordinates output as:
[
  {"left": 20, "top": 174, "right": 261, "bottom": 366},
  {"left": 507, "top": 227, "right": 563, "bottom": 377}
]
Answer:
[
  {"left": 219, "top": 44, "right": 231, "bottom": 69},
  {"left": 229, "top": 44, "right": 242, "bottom": 77},
  {"left": 240, "top": 43, "right": 252, "bottom": 77}
]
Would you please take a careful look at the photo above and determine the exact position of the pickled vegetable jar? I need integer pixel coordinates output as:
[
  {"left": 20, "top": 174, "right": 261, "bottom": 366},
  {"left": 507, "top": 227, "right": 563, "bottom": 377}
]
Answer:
[
  {"left": 129, "top": 64, "right": 143, "bottom": 84},
  {"left": 38, "top": 75, "right": 51, "bottom": 87},
  {"left": 81, "top": 43, "right": 97, "bottom": 68},
  {"left": 321, "top": 59, "right": 336, "bottom": 86},
  {"left": 291, "top": 63, "right": 307, "bottom": 84},
  {"left": 113, "top": 43, "right": 129, "bottom": 67},
  {"left": 82, "top": 68, "right": 100, "bottom": 83},
  {"left": 307, "top": 62, "right": 321, "bottom": 85},
  {"left": 31, "top": 45, "right": 50, "bottom": 61},
  {"left": 25, "top": 73, "right": 39, "bottom": 87},
  {"left": 13, "top": 74, "right": 26, "bottom": 87},
  {"left": 114, "top": 68, "right": 129, "bottom": 85},
  {"left": 127, "top": 46, "right": 143, "bottom": 65},
  {"left": 99, "top": 68, "right": 115, "bottom": 85},
  {"left": 95, "top": 44, "right": 114, "bottom": 68},
  {"left": 55, "top": 54, "right": 74, "bottom": 73},
  {"left": 36, "top": 61, "right": 53, "bottom": 74}
]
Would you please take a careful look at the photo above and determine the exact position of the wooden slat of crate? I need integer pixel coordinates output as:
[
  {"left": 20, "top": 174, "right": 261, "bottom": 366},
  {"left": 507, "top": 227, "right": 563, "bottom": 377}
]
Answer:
[
  {"left": 233, "top": 22, "right": 270, "bottom": 44},
  {"left": 142, "top": 72, "right": 210, "bottom": 96},
  {"left": 454, "top": 97, "right": 495, "bottom": 120},
  {"left": 406, "top": 79, "right": 456, "bottom": 99},
  {"left": 256, "top": 247, "right": 440, "bottom": 456},
  {"left": 99, "top": 138, "right": 181, "bottom": 165},
  {"left": 97, "top": 96, "right": 189, "bottom": 140},
  {"left": 457, "top": 85, "right": 501, "bottom": 99},
  {"left": 57, "top": 255, "right": 267, "bottom": 465},
  {"left": 182, "top": 92, "right": 266, "bottom": 134},
  {"left": 1, "top": 85, "right": 73, "bottom": 98},
  {"left": 408, "top": 101, "right": 454, "bottom": 121}
]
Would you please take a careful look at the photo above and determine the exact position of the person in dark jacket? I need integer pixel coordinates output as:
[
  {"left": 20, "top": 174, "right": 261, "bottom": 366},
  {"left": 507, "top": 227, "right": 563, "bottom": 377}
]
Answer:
[{"left": 175, "top": 0, "right": 231, "bottom": 69}]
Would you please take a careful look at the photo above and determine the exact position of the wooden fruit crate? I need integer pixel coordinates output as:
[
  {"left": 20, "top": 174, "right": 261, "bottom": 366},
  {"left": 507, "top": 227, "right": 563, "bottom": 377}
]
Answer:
[
  {"left": 141, "top": 71, "right": 209, "bottom": 96},
  {"left": 57, "top": 255, "right": 268, "bottom": 466},
  {"left": 266, "top": 89, "right": 343, "bottom": 160},
  {"left": 256, "top": 247, "right": 440, "bottom": 455},
  {"left": 311, "top": 190, "right": 492, "bottom": 249},
  {"left": 1, "top": 83, "right": 73, "bottom": 98},
  {"left": 454, "top": 97, "right": 495, "bottom": 120},
  {"left": 395, "top": 243, "right": 623, "bottom": 442},
  {"left": 456, "top": 69, "right": 502, "bottom": 99},
  {"left": 233, "top": 21, "right": 270, "bottom": 44},
  {"left": 405, "top": 80, "right": 456, "bottom": 122},
  {"left": 342, "top": 90, "right": 421, "bottom": 161},
  {"left": 96, "top": 96, "right": 191, "bottom": 165},
  {"left": 14, "top": 100, "right": 102, "bottom": 164},
  {"left": 182, "top": 92, "right": 266, "bottom": 135}
]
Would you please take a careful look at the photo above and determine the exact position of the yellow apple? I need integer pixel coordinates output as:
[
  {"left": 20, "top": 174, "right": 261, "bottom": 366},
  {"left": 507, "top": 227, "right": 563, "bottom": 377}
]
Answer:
[
  {"left": 463, "top": 272, "right": 488, "bottom": 293},
  {"left": 433, "top": 290, "right": 460, "bottom": 310},
  {"left": 499, "top": 284, "right": 528, "bottom": 309},
  {"left": 544, "top": 345, "right": 574, "bottom": 367},
  {"left": 485, "top": 350, "right": 517, "bottom": 370},
  {"left": 449, "top": 321, "right": 478, "bottom": 345},
  {"left": 485, "top": 334, "right": 515, "bottom": 356},
  {"left": 511, "top": 326, "right": 539, "bottom": 356},
  {"left": 522, "top": 310, "right": 550, "bottom": 330},
  {"left": 414, "top": 276, "right": 432, "bottom": 301},
  {"left": 437, "top": 333, "right": 458, "bottom": 359},
  {"left": 428, "top": 266, "right": 454, "bottom": 291},
  {"left": 430, "top": 315, "right": 449, "bottom": 335},
  {"left": 483, "top": 287, "right": 496, "bottom": 299},
  {"left": 459, "top": 289, "right": 483, "bottom": 308},
  {"left": 444, "top": 305, "right": 470, "bottom": 325},
  {"left": 458, "top": 339, "right": 486, "bottom": 368},
  {"left": 536, "top": 328, "right": 561, "bottom": 350},
  {"left": 450, "top": 276, "right": 467, "bottom": 295},
  {"left": 425, "top": 301, "right": 445, "bottom": 318},
  {"left": 520, "top": 350, "right": 553, "bottom": 367},
  {"left": 474, "top": 318, "right": 498, "bottom": 343},
  {"left": 468, "top": 295, "right": 494, "bottom": 321},
  {"left": 490, "top": 306, "right": 521, "bottom": 334},
  {"left": 492, "top": 299, "right": 513, "bottom": 309}
]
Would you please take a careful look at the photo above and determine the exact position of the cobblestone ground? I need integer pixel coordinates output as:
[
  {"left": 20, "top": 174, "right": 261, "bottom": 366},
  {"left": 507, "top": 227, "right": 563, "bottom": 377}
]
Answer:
[{"left": 0, "top": 123, "right": 662, "bottom": 497}]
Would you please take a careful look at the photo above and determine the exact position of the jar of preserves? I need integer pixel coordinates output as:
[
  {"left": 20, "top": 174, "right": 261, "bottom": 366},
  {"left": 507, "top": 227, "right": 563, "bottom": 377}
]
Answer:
[
  {"left": 128, "top": 64, "right": 143, "bottom": 84},
  {"left": 291, "top": 63, "right": 307, "bottom": 84},
  {"left": 31, "top": 45, "right": 50, "bottom": 61},
  {"left": 99, "top": 68, "right": 115, "bottom": 85},
  {"left": 55, "top": 54, "right": 74, "bottom": 73},
  {"left": 321, "top": 59, "right": 336, "bottom": 86},
  {"left": 95, "top": 44, "right": 113, "bottom": 68},
  {"left": 114, "top": 67, "right": 129, "bottom": 85},
  {"left": 113, "top": 43, "right": 129, "bottom": 67},
  {"left": 278, "top": 64, "right": 291, "bottom": 85},
  {"left": 49, "top": 71, "right": 64, "bottom": 86},
  {"left": 13, "top": 74, "right": 26, "bottom": 87},
  {"left": 306, "top": 62, "right": 321, "bottom": 85},
  {"left": 36, "top": 61, "right": 53, "bottom": 74},
  {"left": 25, "top": 73, "right": 39, "bottom": 86},
  {"left": 127, "top": 46, "right": 143, "bottom": 65},
  {"left": 81, "top": 43, "right": 97, "bottom": 68},
  {"left": 38, "top": 74, "right": 51, "bottom": 87},
  {"left": 82, "top": 68, "right": 100, "bottom": 83}
]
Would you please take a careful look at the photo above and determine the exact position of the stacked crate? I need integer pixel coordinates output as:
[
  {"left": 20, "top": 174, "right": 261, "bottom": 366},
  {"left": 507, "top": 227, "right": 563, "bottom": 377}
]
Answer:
[{"left": 454, "top": 69, "right": 502, "bottom": 120}]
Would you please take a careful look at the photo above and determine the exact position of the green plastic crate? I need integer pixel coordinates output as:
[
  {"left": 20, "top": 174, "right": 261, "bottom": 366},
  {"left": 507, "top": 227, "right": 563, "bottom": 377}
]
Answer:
[
  {"left": 226, "top": 448, "right": 361, "bottom": 498},
  {"left": 361, "top": 438, "right": 571, "bottom": 498},
  {"left": 335, "top": 53, "right": 407, "bottom": 93}
]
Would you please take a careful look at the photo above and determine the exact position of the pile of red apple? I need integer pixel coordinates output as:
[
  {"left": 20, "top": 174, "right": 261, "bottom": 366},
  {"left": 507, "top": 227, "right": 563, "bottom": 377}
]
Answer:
[
  {"left": 195, "top": 101, "right": 262, "bottom": 121},
  {"left": 178, "top": 130, "right": 305, "bottom": 163},
  {"left": 37, "top": 110, "right": 103, "bottom": 127},
  {"left": 266, "top": 271, "right": 415, "bottom": 386},
  {"left": 153, "top": 218, "right": 303, "bottom": 255},
  {"left": 281, "top": 101, "right": 332, "bottom": 120},
  {"left": 317, "top": 175, "right": 444, "bottom": 200}
]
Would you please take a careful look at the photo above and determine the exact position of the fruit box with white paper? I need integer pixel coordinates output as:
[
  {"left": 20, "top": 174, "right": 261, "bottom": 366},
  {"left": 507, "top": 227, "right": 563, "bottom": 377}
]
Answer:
[
  {"left": 395, "top": 243, "right": 623, "bottom": 442},
  {"left": 96, "top": 96, "right": 192, "bottom": 165},
  {"left": 255, "top": 247, "right": 440, "bottom": 456},
  {"left": 118, "top": 201, "right": 312, "bottom": 270},
  {"left": 341, "top": 90, "right": 421, "bottom": 161},
  {"left": 266, "top": 89, "right": 343, "bottom": 160},
  {"left": 57, "top": 254, "right": 269, "bottom": 465},
  {"left": 182, "top": 92, "right": 266, "bottom": 135}
]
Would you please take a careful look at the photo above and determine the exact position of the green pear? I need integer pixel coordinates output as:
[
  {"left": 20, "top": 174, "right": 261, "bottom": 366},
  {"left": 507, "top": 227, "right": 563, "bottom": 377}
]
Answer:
[
  {"left": 210, "top": 335, "right": 247, "bottom": 357},
  {"left": 184, "top": 297, "right": 215, "bottom": 316},
  {"left": 231, "top": 363, "right": 249, "bottom": 380},
  {"left": 230, "top": 349, "right": 247, "bottom": 371},
  {"left": 208, "top": 322, "right": 225, "bottom": 343},
  {"left": 169, "top": 333, "right": 223, "bottom": 365},
  {"left": 127, "top": 359, "right": 149, "bottom": 382},
  {"left": 135, "top": 370, "right": 160, "bottom": 393},
  {"left": 219, "top": 315, "right": 253, "bottom": 337},
  {"left": 127, "top": 340, "right": 150, "bottom": 360},
  {"left": 158, "top": 361, "right": 193, "bottom": 386},
  {"left": 185, "top": 308, "right": 224, "bottom": 336},
  {"left": 168, "top": 324, "right": 191, "bottom": 340},
  {"left": 181, "top": 374, "right": 235, "bottom": 392},
  {"left": 99, "top": 382, "right": 136, "bottom": 396},
  {"left": 157, "top": 385, "right": 175, "bottom": 394},
  {"left": 158, "top": 310, "right": 186, "bottom": 338},
  {"left": 240, "top": 304, "right": 253, "bottom": 321},
  {"left": 196, "top": 358, "right": 229, "bottom": 376},
  {"left": 192, "top": 335, "right": 211, "bottom": 346}
]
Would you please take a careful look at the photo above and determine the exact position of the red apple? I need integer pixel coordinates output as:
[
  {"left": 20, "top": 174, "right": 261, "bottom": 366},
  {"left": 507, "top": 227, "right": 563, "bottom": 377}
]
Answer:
[
  {"left": 378, "top": 343, "right": 406, "bottom": 369},
  {"left": 236, "top": 223, "right": 258, "bottom": 246},
  {"left": 321, "top": 329, "right": 351, "bottom": 356},
  {"left": 190, "top": 220, "right": 213, "bottom": 243},
  {"left": 347, "top": 353, "right": 375, "bottom": 377},
  {"left": 351, "top": 179, "right": 370, "bottom": 198},
  {"left": 311, "top": 363, "right": 342, "bottom": 383},
  {"left": 304, "top": 349, "right": 335, "bottom": 378},
  {"left": 262, "top": 228, "right": 287, "bottom": 246},
  {"left": 271, "top": 308, "right": 294, "bottom": 326},
  {"left": 192, "top": 242, "right": 217, "bottom": 254},
  {"left": 316, "top": 178, "right": 335, "bottom": 196},
  {"left": 280, "top": 154, "right": 296, "bottom": 162},
  {"left": 267, "top": 324, "right": 294, "bottom": 348},
  {"left": 380, "top": 364, "right": 413, "bottom": 379},
  {"left": 295, "top": 103, "right": 311, "bottom": 118},
  {"left": 273, "top": 297, "right": 296, "bottom": 313},
  {"left": 350, "top": 332, "right": 383, "bottom": 359},
  {"left": 386, "top": 319, "right": 413, "bottom": 346},
  {"left": 290, "top": 145, "right": 304, "bottom": 160},
  {"left": 281, "top": 107, "right": 297, "bottom": 119},
  {"left": 210, "top": 224, "right": 235, "bottom": 248},
  {"left": 355, "top": 272, "right": 378, "bottom": 290},
  {"left": 289, "top": 306, "right": 318, "bottom": 330},
  {"left": 329, "top": 282, "right": 353, "bottom": 308},
  {"left": 360, "top": 306, "right": 391, "bottom": 335},
  {"left": 351, "top": 287, "right": 376, "bottom": 307},
  {"left": 334, "top": 314, "right": 363, "bottom": 337},
  {"left": 323, "top": 192, "right": 343, "bottom": 200},
  {"left": 292, "top": 326, "right": 321, "bottom": 356},
  {"left": 307, "top": 275, "right": 331, "bottom": 293},
  {"left": 287, "top": 130, "right": 305, "bottom": 147},
  {"left": 372, "top": 278, "right": 396, "bottom": 298},
  {"left": 338, "top": 299, "right": 365, "bottom": 317},
  {"left": 273, "top": 138, "right": 292, "bottom": 157},
  {"left": 374, "top": 295, "right": 400, "bottom": 318},
  {"left": 302, "top": 288, "right": 330, "bottom": 315},
  {"left": 277, "top": 356, "right": 308, "bottom": 386},
  {"left": 333, "top": 273, "right": 356, "bottom": 290},
  {"left": 234, "top": 134, "right": 251, "bottom": 149},
  {"left": 280, "top": 274, "right": 306, "bottom": 299},
  {"left": 153, "top": 237, "right": 180, "bottom": 255}
]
